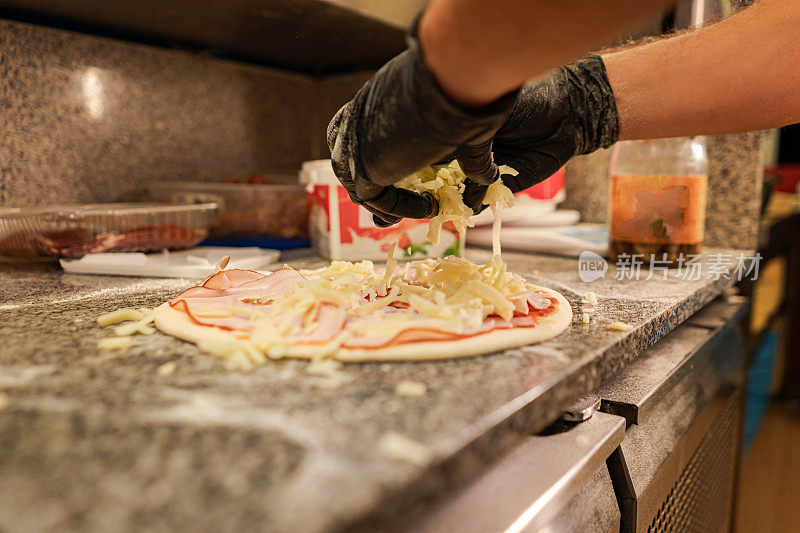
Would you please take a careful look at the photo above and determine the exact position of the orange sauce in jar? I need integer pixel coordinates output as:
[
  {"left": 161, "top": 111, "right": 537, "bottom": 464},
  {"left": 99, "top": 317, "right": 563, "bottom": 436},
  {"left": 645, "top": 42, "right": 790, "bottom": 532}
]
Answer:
[{"left": 609, "top": 174, "right": 708, "bottom": 264}]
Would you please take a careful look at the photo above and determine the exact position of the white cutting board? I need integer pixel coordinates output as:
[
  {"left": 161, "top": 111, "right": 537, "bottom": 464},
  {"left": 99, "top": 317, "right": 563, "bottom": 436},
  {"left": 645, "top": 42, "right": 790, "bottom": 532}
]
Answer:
[
  {"left": 60, "top": 246, "right": 279, "bottom": 278},
  {"left": 470, "top": 206, "right": 580, "bottom": 227},
  {"left": 467, "top": 224, "right": 608, "bottom": 257}
]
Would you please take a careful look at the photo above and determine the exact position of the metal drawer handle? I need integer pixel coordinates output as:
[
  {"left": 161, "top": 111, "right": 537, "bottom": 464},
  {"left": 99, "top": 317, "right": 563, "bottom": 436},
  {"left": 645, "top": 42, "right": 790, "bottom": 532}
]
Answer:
[{"left": 562, "top": 393, "right": 602, "bottom": 422}]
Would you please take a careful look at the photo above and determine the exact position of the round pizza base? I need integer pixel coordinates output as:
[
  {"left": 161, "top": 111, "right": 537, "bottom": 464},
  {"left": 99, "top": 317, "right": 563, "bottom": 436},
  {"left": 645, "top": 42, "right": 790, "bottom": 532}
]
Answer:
[{"left": 153, "top": 285, "right": 573, "bottom": 363}]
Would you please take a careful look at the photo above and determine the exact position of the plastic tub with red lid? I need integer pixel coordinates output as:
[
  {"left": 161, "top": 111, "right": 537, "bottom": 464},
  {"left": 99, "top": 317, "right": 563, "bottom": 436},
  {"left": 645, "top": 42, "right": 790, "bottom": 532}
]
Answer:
[{"left": 299, "top": 160, "right": 464, "bottom": 261}]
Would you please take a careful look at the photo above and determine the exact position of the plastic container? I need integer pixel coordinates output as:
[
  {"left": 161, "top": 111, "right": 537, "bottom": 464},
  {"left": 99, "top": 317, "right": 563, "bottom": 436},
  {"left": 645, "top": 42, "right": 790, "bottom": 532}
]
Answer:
[
  {"left": 149, "top": 180, "right": 308, "bottom": 240},
  {"left": 299, "top": 159, "right": 463, "bottom": 261},
  {"left": 608, "top": 137, "right": 708, "bottom": 264},
  {"left": 0, "top": 202, "right": 217, "bottom": 259},
  {"left": 765, "top": 164, "right": 800, "bottom": 193}
]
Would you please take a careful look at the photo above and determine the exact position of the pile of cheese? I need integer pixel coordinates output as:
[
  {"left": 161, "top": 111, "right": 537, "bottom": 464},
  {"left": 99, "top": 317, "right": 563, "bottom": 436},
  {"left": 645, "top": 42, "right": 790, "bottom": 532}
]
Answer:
[
  {"left": 396, "top": 160, "right": 516, "bottom": 252},
  {"left": 262, "top": 251, "right": 530, "bottom": 351},
  {"left": 222, "top": 163, "right": 523, "bottom": 357},
  {"left": 256, "top": 162, "right": 521, "bottom": 338}
]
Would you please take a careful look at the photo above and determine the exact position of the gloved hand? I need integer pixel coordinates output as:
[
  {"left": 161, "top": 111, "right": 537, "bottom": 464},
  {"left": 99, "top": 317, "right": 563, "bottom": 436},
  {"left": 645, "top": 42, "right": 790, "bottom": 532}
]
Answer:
[
  {"left": 459, "top": 55, "right": 620, "bottom": 214},
  {"left": 326, "top": 28, "right": 518, "bottom": 227}
]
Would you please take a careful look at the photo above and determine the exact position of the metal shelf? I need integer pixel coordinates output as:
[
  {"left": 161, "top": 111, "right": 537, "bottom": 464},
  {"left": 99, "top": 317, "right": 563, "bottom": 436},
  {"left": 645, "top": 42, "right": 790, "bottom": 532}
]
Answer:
[{"left": 0, "top": 0, "right": 407, "bottom": 74}]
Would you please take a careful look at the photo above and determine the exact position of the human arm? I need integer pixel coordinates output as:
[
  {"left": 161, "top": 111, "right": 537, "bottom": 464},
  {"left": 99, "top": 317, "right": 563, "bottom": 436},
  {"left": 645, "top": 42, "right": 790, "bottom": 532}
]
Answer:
[
  {"left": 330, "top": 0, "right": 800, "bottom": 222},
  {"left": 451, "top": 0, "right": 800, "bottom": 211},
  {"left": 421, "top": 0, "right": 800, "bottom": 134},
  {"left": 419, "top": 0, "right": 676, "bottom": 107},
  {"left": 604, "top": 0, "right": 800, "bottom": 139},
  {"left": 327, "top": 0, "right": 671, "bottom": 224}
]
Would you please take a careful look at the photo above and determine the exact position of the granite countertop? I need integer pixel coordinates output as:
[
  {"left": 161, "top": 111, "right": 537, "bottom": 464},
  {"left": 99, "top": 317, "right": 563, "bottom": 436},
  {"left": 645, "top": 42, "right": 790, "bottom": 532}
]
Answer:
[{"left": 0, "top": 248, "right": 741, "bottom": 532}]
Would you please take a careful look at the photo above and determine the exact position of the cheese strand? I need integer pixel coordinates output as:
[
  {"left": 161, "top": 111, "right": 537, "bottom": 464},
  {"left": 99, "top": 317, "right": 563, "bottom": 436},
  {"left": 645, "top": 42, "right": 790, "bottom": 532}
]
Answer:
[{"left": 491, "top": 204, "right": 502, "bottom": 258}]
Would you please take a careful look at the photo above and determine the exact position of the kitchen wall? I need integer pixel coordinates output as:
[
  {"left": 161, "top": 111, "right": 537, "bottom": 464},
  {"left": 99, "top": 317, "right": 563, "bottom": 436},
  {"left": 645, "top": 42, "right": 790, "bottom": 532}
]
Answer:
[
  {"left": 310, "top": 71, "right": 373, "bottom": 159},
  {"left": 0, "top": 19, "right": 347, "bottom": 206},
  {"left": 2, "top": 17, "right": 763, "bottom": 251}
]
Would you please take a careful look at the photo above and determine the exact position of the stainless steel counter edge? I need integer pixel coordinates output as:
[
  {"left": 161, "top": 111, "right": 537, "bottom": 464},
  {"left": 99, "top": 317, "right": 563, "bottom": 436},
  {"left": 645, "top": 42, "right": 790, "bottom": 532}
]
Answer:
[
  {"left": 594, "top": 299, "right": 748, "bottom": 426},
  {"left": 410, "top": 411, "right": 626, "bottom": 533}
]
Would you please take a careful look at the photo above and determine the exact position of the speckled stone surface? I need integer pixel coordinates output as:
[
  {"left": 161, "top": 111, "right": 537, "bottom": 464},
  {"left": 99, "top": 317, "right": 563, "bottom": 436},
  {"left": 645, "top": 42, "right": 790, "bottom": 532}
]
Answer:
[
  {"left": 704, "top": 132, "right": 763, "bottom": 250},
  {"left": 561, "top": 147, "right": 614, "bottom": 223},
  {"left": 0, "top": 19, "right": 320, "bottom": 206},
  {"left": 0, "top": 248, "right": 742, "bottom": 532}
]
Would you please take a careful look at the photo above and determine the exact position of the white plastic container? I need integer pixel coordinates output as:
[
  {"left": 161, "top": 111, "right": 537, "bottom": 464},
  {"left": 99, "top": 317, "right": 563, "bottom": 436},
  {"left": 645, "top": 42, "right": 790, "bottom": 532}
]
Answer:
[{"left": 299, "top": 160, "right": 463, "bottom": 261}]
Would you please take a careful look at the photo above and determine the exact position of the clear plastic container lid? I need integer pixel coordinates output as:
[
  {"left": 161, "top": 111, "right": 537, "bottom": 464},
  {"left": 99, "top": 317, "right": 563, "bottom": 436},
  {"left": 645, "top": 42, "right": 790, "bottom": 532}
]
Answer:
[
  {"left": 149, "top": 181, "right": 308, "bottom": 240},
  {"left": 0, "top": 202, "right": 218, "bottom": 259},
  {"left": 0, "top": 203, "right": 217, "bottom": 219},
  {"left": 60, "top": 246, "right": 278, "bottom": 278}
]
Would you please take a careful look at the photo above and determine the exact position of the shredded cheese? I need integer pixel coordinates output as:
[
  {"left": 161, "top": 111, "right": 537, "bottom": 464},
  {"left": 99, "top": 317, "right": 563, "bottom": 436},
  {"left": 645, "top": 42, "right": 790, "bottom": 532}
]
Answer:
[
  {"left": 98, "top": 337, "right": 132, "bottom": 351},
  {"left": 398, "top": 161, "right": 517, "bottom": 244},
  {"left": 113, "top": 315, "right": 155, "bottom": 336},
  {"left": 582, "top": 292, "right": 599, "bottom": 306},
  {"left": 196, "top": 337, "right": 267, "bottom": 368},
  {"left": 97, "top": 308, "right": 143, "bottom": 326},
  {"left": 157, "top": 361, "right": 177, "bottom": 376},
  {"left": 483, "top": 176, "right": 516, "bottom": 258},
  {"left": 395, "top": 380, "right": 427, "bottom": 397},
  {"left": 607, "top": 321, "right": 634, "bottom": 332},
  {"left": 382, "top": 242, "right": 397, "bottom": 293},
  {"left": 306, "top": 358, "right": 343, "bottom": 376},
  {"left": 224, "top": 351, "right": 254, "bottom": 371},
  {"left": 397, "top": 162, "right": 471, "bottom": 243},
  {"left": 355, "top": 286, "right": 400, "bottom": 316},
  {"left": 378, "top": 431, "right": 434, "bottom": 466},
  {"left": 580, "top": 291, "right": 598, "bottom": 325}
]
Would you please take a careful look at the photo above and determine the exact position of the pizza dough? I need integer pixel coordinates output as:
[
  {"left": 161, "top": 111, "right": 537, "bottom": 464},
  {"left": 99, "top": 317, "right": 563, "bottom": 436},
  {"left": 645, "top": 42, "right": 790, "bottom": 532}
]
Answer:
[{"left": 152, "top": 282, "right": 571, "bottom": 363}]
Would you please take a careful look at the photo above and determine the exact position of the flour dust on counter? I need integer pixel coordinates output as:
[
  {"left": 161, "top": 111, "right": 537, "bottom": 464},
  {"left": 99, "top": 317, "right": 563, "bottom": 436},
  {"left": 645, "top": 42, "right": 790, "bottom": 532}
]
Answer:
[{"left": 97, "top": 162, "right": 573, "bottom": 369}]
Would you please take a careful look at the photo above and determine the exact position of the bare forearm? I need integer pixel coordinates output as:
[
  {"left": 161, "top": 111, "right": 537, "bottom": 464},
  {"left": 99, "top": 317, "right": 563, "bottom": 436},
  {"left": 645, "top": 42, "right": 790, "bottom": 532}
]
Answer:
[
  {"left": 419, "top": 0, "right": 675, "bottom": 106},
  {"left": 604, "top": 0, "right": 800, "bottom": 139}
]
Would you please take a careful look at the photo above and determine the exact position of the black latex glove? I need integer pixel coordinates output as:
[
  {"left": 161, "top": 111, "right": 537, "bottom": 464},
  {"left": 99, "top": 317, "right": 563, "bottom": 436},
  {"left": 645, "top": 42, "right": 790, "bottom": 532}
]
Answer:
[
  {"left": 459, "top": 55, "right": 620, "bottom": 214},
  {"left": 326, "top": 29, "right": 517, "bottom": 227}
]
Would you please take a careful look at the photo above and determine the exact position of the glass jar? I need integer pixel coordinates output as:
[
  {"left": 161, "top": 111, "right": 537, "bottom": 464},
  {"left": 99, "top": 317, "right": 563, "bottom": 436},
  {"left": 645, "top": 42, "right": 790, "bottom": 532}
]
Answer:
[{"left": 608, "top": 137, "right": 709, "bottom": 265}]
